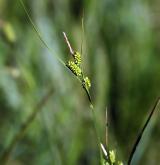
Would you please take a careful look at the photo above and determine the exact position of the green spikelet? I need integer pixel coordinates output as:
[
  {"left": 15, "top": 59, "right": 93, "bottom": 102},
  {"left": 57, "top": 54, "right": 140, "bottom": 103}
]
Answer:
[
  {"left": 67, "top": 60, "right": 82, "bottom": 76},
  {"left": 109, "top": 150, "right": 116, "bottom": 164},
  {"left": 83, "top": 76, "right": 91, "bottom": 89},
  {"left": 73, "top": 51, "right": 81, "bottom": 65}
]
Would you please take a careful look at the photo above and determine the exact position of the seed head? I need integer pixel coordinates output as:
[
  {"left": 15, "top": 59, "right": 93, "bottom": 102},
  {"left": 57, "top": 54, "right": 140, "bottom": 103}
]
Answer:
[
  {"left": 118, "top": 161, "right": 123, "bottom": 165},
  {"left": 74, "top": 51, "right": 81, "bottom": 65},
  {"left": 109, "top": 150, "right": 116, "bottom": 163},
  {"left": 84, "top": 76, "right": 91, "bottom": 89},
  {"left": 67, "top": 60, "right": 82, "bottom": 76}
]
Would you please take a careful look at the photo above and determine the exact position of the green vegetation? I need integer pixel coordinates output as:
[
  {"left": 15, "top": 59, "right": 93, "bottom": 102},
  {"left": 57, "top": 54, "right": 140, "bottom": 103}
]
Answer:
[{"left": 1, "top": 0, "right": 160, "bottom": 165}]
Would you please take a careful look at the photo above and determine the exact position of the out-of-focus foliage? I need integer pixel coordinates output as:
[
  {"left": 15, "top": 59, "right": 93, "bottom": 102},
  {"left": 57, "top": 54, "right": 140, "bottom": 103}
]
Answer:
[{"left": 0, "top": 0, "right": 160, "bottom": 164}]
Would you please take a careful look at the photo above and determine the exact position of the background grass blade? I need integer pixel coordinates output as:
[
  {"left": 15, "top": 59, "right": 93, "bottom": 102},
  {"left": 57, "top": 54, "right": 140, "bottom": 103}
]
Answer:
[
  {"left": 0, "top": 87, "right": 54, "bottom": 164},
  {"left": 128, "top": 97, "right": 160, "bottom": 165}
]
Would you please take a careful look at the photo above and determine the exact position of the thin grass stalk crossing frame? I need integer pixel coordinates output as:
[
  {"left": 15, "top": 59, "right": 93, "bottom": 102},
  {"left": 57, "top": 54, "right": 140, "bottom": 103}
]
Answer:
[
  {"left": 19, "top": 0, "right": 65, "bottom": 66},
  {"left": 127, "top": 97, "right": 160, "bottom": 165}
]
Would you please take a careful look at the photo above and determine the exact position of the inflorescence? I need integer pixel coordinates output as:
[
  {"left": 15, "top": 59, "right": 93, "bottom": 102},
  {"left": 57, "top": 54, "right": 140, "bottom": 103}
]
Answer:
[
  {"left": 63, "top": 32, "right": 91, "bottom": 92},
  {"left": 66, "top": 50, "right": 91, "bottom": 91},
  {"left": 101, "top": 144, "right": 123, "bottom": 165}
]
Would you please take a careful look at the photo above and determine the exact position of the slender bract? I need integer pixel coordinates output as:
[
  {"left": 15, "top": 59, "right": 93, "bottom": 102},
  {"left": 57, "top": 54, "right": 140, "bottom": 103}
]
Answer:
[{"left": 19, "top": 0, "right": 65, "bottom": 66}]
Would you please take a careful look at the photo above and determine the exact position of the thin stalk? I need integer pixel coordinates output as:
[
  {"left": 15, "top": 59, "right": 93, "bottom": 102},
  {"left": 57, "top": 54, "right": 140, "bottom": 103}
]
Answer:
[
  {"left": 80, "top": 16, "right": 85, "bottom": 76},
  {"left": 19, "top": 0, "right": 65, "bottom": 66},
  {"left": 127, "top": 97, "right": 160, "bottom": 165},
  {"left": 79, "top": 18, "right": 99, "bottom": 156},
  {"left": 100, "top": 107, "right": 112, "bottom": 165},
  {"left": 81, "top": 16, "right": 84, "bottom": 57},
  {"left": 90, "top": 106, "right": 103, "bottom": 164},
  {"left": 106, "top": 107, "right": 108, "bottom": 147}
]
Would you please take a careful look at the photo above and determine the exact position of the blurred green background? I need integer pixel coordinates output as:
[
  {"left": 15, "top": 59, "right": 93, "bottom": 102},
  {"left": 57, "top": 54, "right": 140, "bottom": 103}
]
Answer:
[{"left": 1, "top": 0, "right": 160, "bottom": 164}]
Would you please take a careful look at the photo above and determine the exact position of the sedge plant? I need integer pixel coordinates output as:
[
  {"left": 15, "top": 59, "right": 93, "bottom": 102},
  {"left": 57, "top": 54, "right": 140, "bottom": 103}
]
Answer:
[
  {"left": 1, "top": 0, "right": 103, "bottom": 164},
  {"left": 18, "top": 1, "right": 123, "bottom": 163},
  {"left": 3, "top": 1, "right": 160, "bottom": 165}
]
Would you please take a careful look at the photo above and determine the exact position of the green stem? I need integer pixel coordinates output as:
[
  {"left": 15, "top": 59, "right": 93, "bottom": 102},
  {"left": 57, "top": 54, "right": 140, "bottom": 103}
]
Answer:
[{"left": 90, "top": 106, "right": 103, "bottom": 164}]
